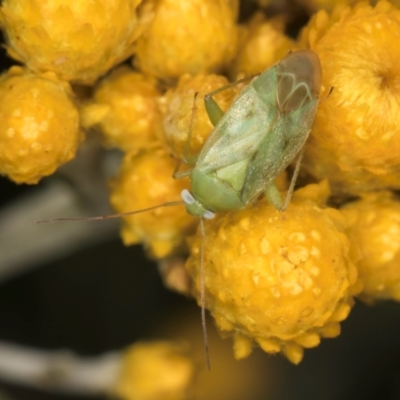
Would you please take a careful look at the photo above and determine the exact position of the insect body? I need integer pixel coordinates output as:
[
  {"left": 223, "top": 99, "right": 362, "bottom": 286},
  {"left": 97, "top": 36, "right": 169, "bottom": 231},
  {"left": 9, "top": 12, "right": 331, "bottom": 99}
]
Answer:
[{"left": 181, "top": 49, "right": 321, "bottom": 218}]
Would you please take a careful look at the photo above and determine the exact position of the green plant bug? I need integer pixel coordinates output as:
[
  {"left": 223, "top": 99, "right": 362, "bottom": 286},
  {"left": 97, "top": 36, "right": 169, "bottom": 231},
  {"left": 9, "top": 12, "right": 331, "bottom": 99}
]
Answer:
[
  {"left": 36, "top": 49, "right": 322, "bottom": 370},
  {"left": 179, "top": 49, "right": 321, "bottom": 217}
]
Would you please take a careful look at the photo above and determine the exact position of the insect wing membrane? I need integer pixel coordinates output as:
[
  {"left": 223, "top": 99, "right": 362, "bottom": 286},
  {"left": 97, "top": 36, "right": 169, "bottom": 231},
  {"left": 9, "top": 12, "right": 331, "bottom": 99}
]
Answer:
[
  {"left": 241, "top": 50, "right": 322, "bottom": 204},
  {"left": 195, "top": 70, "right": 278, "bottom": 175},
  {"left": 276, "top": 50, "right": 321, "bottom": 115},
  {"left": 241, "top": 100, "right": 319, "bottom": 203}
]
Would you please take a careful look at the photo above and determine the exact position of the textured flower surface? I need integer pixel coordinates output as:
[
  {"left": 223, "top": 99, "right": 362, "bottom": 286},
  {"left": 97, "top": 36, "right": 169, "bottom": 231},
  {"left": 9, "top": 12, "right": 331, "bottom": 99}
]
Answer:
[
  {"left": 300, "top": 1, "right": 400, "bottom": 195},
  {"left": 341, "top": 191, "right": 400, "bottom": 302},
  {"left": 134, "top": 0, "right": 239, "bottom": 80},
  {"left": 230, "top": 13, "right": 295, "bottom": 79},
  {"left": 81, "top": 65, "right": 162, "bottom": 152},
  {"left": 0, "top": 66, "right": 82, "bottom": 184},
  {"left": 110, "top": 148, "right": 198, "bottom": 258},
  {"left": 0, "top": 0, "right": 150, "bottom": 83},
  {"left": 186, "top": 182, "right": 362, "bottom": 364}
]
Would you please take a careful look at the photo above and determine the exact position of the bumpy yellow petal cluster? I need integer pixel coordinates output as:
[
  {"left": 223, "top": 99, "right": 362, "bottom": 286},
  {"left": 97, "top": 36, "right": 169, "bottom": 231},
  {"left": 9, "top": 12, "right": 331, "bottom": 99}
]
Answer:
[
  {"left": 109, "top": 148, "right": 198, "bottom": 258},
  {"left": 134, "top": 0, "right": 239, "bottom": 81},
  {"left": 0, "top": 0, "right": 151, "bottom": 84},
  {"left": 186, "top": 182, "right": 362, "bottom": 364},
  {"left": 159, "top": 74, "right": 238, "bottom": 159},
  {"left": 230, "top": 13, "right": 295, "bottom": 79},
  {"left": 341, "top": 192, "right": 400, "bottom": 302},
  {"left": 114, "top": 341, "right": 194, "bottom": 400},
  {"left": 81, "top": 66, "right": 162, "bottom": 152},
  {"left": 299, "top": 0, "right": 400, "bottom": 195},
  {"left": 0, "top": 67, "right": 82, "bottom": 184}
]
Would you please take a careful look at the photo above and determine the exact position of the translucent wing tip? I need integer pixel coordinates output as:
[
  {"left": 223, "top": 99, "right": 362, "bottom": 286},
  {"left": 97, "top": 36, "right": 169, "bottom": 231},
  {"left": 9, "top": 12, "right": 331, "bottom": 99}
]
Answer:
[
  {"left": 283, "top": 50, "right": 322, "bottom": 97},
  {"left": 276, "top": 50, "right": 322, "bottom": 113}
]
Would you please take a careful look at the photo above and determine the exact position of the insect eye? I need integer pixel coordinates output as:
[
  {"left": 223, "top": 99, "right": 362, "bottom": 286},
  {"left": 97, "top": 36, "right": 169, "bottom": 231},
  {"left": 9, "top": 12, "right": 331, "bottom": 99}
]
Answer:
[
  {"left": 181, "top": 189, "right": 195, "bottom": 205},
  {"left": 203, "top": 210, "right": 215, "bottom": 220}
]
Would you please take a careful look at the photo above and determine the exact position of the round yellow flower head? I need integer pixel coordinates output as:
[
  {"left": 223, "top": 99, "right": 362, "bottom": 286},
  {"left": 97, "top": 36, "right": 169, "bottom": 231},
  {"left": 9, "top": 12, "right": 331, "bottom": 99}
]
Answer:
[
  {"left": 341, "top": 191, "right": 400, "bottom": 303},
  {"left": 0, "top": 0, "right": 151, "bottom": 84},
  {"left": 160, "top": 74, "right": 237, "bottom": 159},
  {"left": 299, "top": 1, "right": 400, "bottom": 195},
  {"left": 109, "top": 148, "right": 198, "bottom": 258},
  {"left": 134, "top": 0, "right": 239, "bottom": 81},
  {"left": 185, "top": 181, "right": 362, "bottom": 364},
  {"left": 81, "top": 66, "right": 162, "bottom": 152},
  {"left": 0, "top": 66, "right": 82, "bottom": 184},
  {"left": 229, "top": 13, "right": 295, "bottom": 79},
  {"left": 114, "top": 341, "right": 194, "bottom": 400}
]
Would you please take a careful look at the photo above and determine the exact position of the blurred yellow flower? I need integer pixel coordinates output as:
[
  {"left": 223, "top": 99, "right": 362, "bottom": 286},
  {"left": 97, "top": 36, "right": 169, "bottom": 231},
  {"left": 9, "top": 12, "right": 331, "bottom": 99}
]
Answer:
[{"left": 114, "top": 341, "right": 194, "bottom": 400}]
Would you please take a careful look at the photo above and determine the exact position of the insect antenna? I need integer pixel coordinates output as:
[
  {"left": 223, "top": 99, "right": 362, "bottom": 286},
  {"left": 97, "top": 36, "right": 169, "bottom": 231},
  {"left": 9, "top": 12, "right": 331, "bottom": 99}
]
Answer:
[
  {"left": 199, "top": 217, "right": 211, "bottom": 370},
  {"left": 34, "top": 201, "right": 184, "bottom": 223}
]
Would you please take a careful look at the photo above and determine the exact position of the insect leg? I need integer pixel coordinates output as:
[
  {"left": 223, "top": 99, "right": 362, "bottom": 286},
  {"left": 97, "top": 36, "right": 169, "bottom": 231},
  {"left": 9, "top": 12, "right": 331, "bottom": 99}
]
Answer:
[
  {"left": 264, "top": 182, "right": 284, "bottom": 210},
  {"left": 282, "top": 149, "right": 304, "bottom": 210},
  {"left": 182, "top": 92, "right": 201, "bottom": 165},
  {"left": 173, "top": 168, "right": 193, "bottom": 180},
  {"left": 172, "top": 92, "right": 201, "bottom": 179},
  {"left": 263, "top": 150, "right": 304, "bottom": 211}
]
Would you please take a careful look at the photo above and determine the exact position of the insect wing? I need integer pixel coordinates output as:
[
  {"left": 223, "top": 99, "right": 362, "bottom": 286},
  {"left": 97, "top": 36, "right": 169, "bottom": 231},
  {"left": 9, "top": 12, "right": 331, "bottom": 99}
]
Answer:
[
  {"left": 195, "top": 67, "right": 278, "bottom": 175},
  {"left": 241, "top": 100, "right": 319, "bottom": 203},
  {"left": 241, "top": 50, "right": 322, "bottom": 204}
]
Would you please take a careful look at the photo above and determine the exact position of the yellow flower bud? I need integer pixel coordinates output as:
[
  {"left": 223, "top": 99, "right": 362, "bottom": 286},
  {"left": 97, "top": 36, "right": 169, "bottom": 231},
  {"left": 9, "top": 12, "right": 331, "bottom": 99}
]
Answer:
[
  {"left": 186, "top": 182, "right": 362, "bottom": 363},
  {"left": 341, "top": 191, "right": 400, "bottom": 302},
  {"left": 109, "top": 148, "right": 198, "bottom": 258},
  {"left": 134, "top": 0, "right": 239, "bottom": 81},
  {"left": 81, "top": 66, "right": 162, "bottom": 152},
  {"left": 0, "top": 67, "right": 82, "bottom": 184},
  {"left": 0, "top": 0, "right": 151, "bottom": 84},
  {"left": 230, "top": 13, "right": 295, "bottom": 79}
]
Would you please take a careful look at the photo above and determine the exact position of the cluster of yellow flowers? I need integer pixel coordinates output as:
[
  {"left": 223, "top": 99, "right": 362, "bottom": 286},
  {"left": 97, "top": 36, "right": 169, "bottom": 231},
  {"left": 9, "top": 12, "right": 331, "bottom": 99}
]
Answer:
[{"left": 2, "top": 0, "right": 400, "bottom": 393}]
